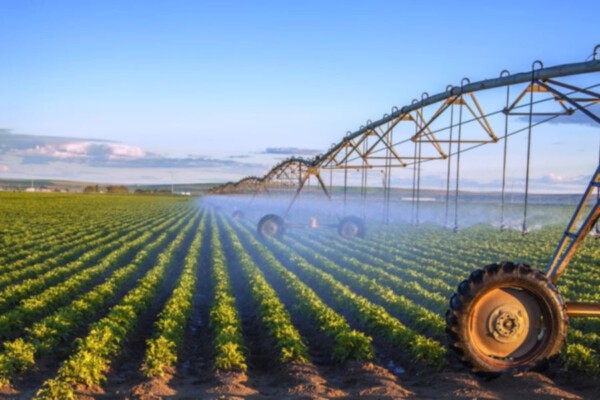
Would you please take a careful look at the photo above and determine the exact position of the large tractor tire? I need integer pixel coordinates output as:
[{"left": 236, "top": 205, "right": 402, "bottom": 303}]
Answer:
[
  {"left": 338, "top": 216, "right": 366, "bottom": 239},
  {"left": 446, "top": 262, "right": 567, "bottom": 374},
  {"left": 257, "top": 214, "right": 286, "bottom": 239}
]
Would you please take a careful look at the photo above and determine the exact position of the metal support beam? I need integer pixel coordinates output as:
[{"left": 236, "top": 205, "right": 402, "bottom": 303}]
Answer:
[
  {"left": 566, "top": 302, "right": 600, "bottom": 318},
  {"left": 535, "top": 79, "right": 600, "bottom": 124},
  {"left": 546, "top": 164, "right": 600, "bottom": 282}
]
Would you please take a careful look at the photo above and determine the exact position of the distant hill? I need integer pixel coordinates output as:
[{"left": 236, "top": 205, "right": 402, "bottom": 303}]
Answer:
[{"left": 0, "top": 179, "right": 220, "bottom": 195}]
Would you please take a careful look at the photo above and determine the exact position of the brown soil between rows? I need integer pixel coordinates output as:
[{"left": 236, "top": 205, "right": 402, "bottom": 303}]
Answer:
[
  {"left": 4, "top": 363, "right": 598, "bottom": 399},
  {"left": 125, "top": 366, "right": 597, "bottom": 400}
]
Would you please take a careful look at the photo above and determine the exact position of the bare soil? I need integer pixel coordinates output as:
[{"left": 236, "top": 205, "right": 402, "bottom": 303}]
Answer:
[
  {"left": 3, "top": 360, "right": 599, "bottom": 399},
  {"left": 126, "top": 365, "right": 598, "bottom": 400}
]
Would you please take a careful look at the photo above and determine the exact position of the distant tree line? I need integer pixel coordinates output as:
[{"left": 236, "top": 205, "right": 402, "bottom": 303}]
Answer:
[
  {"left": 82, "top": 185, "right": 179, "bottom": 195},
  {"left": 133, "top": 188, "right": 173, "bottom": 195},
  {"left": 83, "top": 185, "right": 130, "bottom": 194},
  {"left": 83, "top": 185, "right": 101, "bottom": 193}
]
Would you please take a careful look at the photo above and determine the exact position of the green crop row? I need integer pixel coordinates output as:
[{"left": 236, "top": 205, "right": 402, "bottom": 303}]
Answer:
[
  {"left": 220, "top": 216, "right": 310, "bottom": 364},
  {"left": 318, "top": 231, "right": 456, "bottom": 296},
  {"left": 285, "top": 233, "right": 445, "bottom": 339},
  {"left": 0, "top": 205, "right": 172, "bottom": 281},
  {"left": 0, "top": 204, "right": 153, "bottom": 274},
  {"left": 0, "top": 208, "right": 189, "bottom": 341},
  {"left": 292, "top": 231, "right": 449, "bottom": 311},
  {"left": 0, "top": 210, "right": 188, "bottom": 388},
  {"left": 0, "top": 224, "right": 106, "bottom": 273},
  {"left": 34, "top": 212, "right": 199, "bottom": 399},
  {"left": 0, "top": 193, "right": 186, "bottom": 261},
  {"left": 0, "top": 206, "right": 195, "bottom": 323},
  {"left": 142, "top": 212, "right": 207, "bottom": 378},
  {"left": 257, "top": 229, "right": 446, "bottom": 369},
  {"left": 208, "top": 213, "right": 247, "bottom": 372},
  {"left": 0, "top": 227, "right": 127, "bottom": 290},
  {"left": 229, "top": 218, "right": 375, "bottom": 363}
]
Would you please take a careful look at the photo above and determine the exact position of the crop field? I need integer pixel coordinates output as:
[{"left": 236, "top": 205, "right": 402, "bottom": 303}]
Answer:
[{"left": 0, "top": 192, "right": 599, "bottom": 399}]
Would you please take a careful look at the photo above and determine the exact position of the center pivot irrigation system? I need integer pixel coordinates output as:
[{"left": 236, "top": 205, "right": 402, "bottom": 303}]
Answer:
[{"left": 208, "top": 45, "right": 600, "bottom": 373}]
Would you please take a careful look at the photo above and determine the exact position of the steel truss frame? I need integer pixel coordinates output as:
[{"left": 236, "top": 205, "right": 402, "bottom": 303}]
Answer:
[{"left": 211, "top": 54, "right": 600, "bottom": 212}]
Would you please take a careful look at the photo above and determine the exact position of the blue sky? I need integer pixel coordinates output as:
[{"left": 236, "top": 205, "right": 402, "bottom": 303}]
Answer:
[{"left": 0, "top": 0, "right": 599, "bottom": 189}]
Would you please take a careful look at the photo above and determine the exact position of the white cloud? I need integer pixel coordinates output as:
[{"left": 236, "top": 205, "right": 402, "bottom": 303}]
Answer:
[
  {"left": 263, "top": 147, "right": 322, "bottom": 156},
  {"left": 18, "top": 141, "right": 148, "bottom": 161},
  {"left": 536, "top": 173, "right": 588, "bottom": 185},
  {"left": 105, "top": 143, "right": 147, "bottom": 159},
  {"left": 0, "top": 131, "right": 267, "bottom": 183}
]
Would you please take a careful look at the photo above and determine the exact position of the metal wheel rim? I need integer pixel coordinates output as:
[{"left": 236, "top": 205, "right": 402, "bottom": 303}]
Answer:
[
  {"left": 261, "top": 220, "right": 278, "bottom": 236},
  {"left": 341, "top": 222, "right": 358, "bottom": 238},
  {"left": 468, "top": 286, "right": 549, "bottom": 365}
]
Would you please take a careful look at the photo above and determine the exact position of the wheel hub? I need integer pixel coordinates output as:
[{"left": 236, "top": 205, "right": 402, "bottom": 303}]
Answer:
[
  {"left": 261, "top": 221, "right": 277, "bottom": 236},
  {"left": 470, "top": 287, "right": 542, "bottom": 359},
  {"left": 341, "top": 222, "right": 358, "bottom": 238},
  {"left": 489, "top": 307, "right": 525, "bottom": 343}
]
